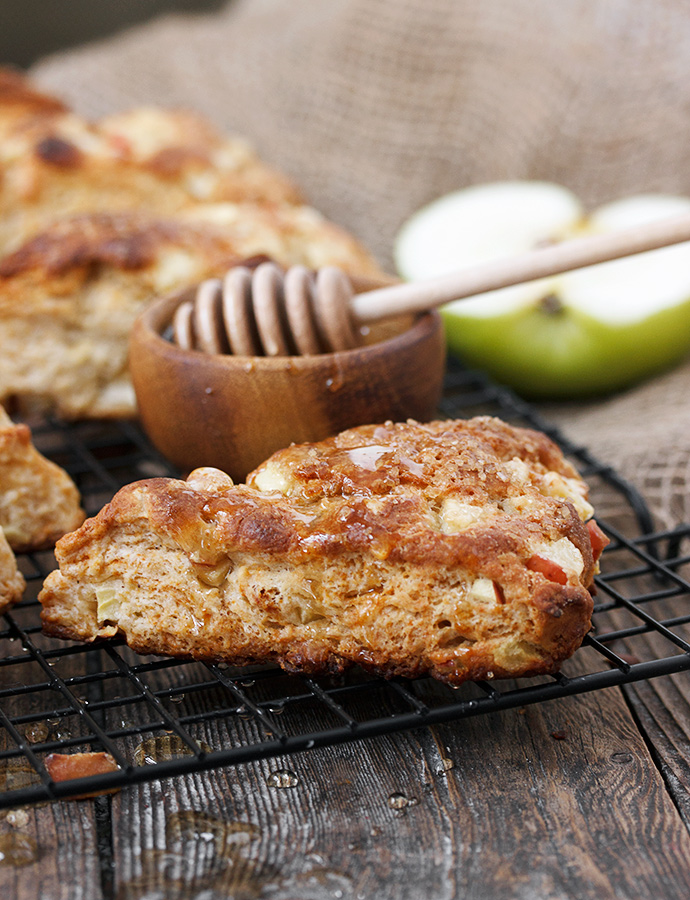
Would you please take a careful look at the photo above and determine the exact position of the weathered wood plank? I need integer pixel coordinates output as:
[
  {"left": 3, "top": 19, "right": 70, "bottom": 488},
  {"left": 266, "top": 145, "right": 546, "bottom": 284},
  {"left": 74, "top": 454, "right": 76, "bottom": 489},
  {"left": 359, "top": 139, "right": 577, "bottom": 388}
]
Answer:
[
  {"left": 105, "top": 650, "right": 690, "bottom": 900},
  {"left": 595, "top": 553, "right": 690, "bottom": 831},
  {"left": 0, "top": 798, "right": 104, "bottom": 900},
  {"left": 0, "top": 631, "right": 103, "bottom": 899},
  {"left": 622, "top": 664, "right": 690, "bottom": 827}
]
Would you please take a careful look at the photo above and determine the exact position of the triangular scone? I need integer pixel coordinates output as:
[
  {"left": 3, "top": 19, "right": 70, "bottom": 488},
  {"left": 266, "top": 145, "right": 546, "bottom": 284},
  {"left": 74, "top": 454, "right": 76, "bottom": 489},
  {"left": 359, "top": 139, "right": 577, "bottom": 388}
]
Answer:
[
  {"left": 0, "top": 405, "right": 84, "bottom": 551},
  {"left": 0, "top": 526, "right": 24, "bottom": 613},
  {"left": 39, "top": 418, "right": 607, "bottom": 685}
]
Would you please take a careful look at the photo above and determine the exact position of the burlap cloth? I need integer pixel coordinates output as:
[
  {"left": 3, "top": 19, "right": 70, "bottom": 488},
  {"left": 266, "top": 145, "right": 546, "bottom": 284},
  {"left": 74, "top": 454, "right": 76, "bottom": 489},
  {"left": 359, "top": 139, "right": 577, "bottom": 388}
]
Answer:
[{"left": 30, "top": 0, "right": 690, "bottom": 530}]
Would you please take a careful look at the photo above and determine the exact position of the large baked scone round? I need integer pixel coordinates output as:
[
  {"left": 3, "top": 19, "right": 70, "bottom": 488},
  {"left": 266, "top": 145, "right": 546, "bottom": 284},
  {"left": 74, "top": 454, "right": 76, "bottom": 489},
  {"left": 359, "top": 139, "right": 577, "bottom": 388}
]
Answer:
[
  {"left": 0, "top": 206, "right": 382, "bottom": 418},
  {"left": 0, "top": 67, "right": 384, "bottom": 419},
  {"left": 39, "top": 417, "right": 607, "bottom": 685}
]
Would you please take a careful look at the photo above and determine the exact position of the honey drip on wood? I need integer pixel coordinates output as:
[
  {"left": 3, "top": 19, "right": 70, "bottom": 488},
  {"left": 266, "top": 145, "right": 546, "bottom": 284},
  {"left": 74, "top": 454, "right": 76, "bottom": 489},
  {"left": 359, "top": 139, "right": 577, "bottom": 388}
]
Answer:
[{"left": 0, "top": 832, "right": 38, "bottom": 867}]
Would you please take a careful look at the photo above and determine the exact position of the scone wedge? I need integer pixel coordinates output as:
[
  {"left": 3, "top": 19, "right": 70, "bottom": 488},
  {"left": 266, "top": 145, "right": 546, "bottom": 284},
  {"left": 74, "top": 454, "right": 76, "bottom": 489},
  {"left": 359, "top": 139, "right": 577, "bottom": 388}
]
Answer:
[
  {"left": 39, "top": 418, "right": 608, "bottom": 685},
  {"left": 0, "top": 404, "right": 84, "bottom": 552},
  {"left": 0, "top": 527, "right": 24, "bottom": 614}
]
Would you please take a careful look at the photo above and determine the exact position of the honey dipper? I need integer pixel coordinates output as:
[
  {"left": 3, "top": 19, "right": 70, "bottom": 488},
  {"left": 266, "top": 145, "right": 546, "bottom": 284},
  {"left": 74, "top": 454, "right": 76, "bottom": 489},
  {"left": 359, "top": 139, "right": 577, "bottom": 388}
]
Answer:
[{"left": 172, "top": 211, "right": 690, "bottom": 357}]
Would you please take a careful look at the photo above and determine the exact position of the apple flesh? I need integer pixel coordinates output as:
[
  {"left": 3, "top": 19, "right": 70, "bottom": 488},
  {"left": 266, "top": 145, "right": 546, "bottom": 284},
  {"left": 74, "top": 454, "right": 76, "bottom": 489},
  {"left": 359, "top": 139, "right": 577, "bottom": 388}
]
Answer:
[{"left": 394, "top": 183, "right": 690, "bottom": 398}]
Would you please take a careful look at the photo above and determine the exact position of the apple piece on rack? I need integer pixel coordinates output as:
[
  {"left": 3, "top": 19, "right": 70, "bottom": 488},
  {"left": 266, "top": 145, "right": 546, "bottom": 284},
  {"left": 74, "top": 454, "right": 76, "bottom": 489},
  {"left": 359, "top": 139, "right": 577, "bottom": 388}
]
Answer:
[{"left": 394, "top": 182, "right": 690, "bottom": 398}]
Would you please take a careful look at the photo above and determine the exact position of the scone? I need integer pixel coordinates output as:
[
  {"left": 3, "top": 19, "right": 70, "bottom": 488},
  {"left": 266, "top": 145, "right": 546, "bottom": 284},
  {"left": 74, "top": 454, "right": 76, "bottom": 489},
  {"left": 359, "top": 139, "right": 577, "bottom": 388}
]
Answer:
[
  {"left": 0, "top": 68, "right": 301, "bottom": 253},
  {"left": 0, "top": 67, "right": 384, "bottom": 418},
  {"left": 0, "top": 527, "right": 24, "bottom": 614},
  {"left": 0, "top": 405, "right": 84, "bottom": 551},
  {"left": 0, "top": 206, "right": 382, "bottom": 418},
  {"left": 0, "top": 67, "right": 69, "bottom": 144},
  {"left": 39, "top": 417, "right": 608, "bottom": 685},
  {"left": 98, "top": 106, "right": 302, "bottom": 206}
]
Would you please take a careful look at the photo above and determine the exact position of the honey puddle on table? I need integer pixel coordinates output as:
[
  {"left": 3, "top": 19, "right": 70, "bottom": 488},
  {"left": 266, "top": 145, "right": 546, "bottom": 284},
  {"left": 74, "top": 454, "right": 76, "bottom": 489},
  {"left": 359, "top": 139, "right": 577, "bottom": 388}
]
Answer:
[{"left": 116, "top": 807, "right": 353, "bottom": 900}]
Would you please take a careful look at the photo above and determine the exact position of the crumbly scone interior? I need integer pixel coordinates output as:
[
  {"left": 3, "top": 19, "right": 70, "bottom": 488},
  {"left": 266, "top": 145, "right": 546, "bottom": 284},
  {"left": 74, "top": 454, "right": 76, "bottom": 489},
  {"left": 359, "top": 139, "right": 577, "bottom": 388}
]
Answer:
[{"left": 84, "top": 544, "right": 575, "bottom": 680}]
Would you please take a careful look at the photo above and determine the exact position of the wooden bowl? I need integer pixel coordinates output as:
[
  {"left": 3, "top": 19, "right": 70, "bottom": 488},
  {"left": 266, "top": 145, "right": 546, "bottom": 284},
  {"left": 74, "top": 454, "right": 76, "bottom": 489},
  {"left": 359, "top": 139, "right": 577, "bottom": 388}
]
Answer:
[{"left": 129, "top": 282, "right": 446, "bottom": 482}]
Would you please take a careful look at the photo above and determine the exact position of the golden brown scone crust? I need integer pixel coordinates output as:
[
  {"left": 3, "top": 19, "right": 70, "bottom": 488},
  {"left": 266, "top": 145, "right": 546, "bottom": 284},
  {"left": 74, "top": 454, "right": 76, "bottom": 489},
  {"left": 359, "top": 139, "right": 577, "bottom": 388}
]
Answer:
[
  {"left": 0, "top": 69, "right": 302, "bottom": 253},
  {"left": 0, "top": 526, "right": 24, "bottom": 614},
  {"left": 0, "top": 405, "right": 84, "bottom": 550},
  {"left": 0, "top": 67, "right": 69, "bottom": 137},
  {"left": 98, "top": 106, "right": 302, "bottom": 205},
  {"left": 40, "top": 417, "right": 601, "bottom": 685}
]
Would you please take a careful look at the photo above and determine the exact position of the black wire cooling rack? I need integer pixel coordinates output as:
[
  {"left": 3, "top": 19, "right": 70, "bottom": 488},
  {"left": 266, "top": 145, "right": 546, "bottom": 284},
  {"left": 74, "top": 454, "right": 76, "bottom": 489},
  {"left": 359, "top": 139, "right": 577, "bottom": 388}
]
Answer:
[{"left": 1, "top": 362, "right": 690, "bottom": 807}]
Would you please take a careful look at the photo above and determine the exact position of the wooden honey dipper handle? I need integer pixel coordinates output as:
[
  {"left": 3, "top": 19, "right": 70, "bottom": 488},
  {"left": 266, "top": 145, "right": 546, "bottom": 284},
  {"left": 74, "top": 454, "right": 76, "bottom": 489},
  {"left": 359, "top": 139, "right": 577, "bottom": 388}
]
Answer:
[
  {"left": 351, "top": 210, "right": 690, "bottom": 322},
  {"left": 174, "top": 211, "right": 690, "bottom": 357}
]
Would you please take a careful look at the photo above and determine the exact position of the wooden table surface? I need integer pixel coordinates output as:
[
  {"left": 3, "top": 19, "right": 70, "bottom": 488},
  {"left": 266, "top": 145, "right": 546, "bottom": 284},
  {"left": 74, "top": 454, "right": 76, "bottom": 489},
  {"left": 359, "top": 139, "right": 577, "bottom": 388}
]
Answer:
[
  {"left": 2, "top": 565, "right": 690, "bottom": 899},
  {"left": 2, "top": 649, "right": 690, "bottom": 900},
  {"left": 2, "top": 418, "right": 690, "bottom": 899}
]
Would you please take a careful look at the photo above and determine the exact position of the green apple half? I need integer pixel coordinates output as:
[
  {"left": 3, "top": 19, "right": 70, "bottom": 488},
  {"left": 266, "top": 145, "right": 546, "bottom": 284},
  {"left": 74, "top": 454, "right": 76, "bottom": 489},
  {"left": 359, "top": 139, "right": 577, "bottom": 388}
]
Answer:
[{"left": 394, "top": 181, "right": 690, "bottom": 398}]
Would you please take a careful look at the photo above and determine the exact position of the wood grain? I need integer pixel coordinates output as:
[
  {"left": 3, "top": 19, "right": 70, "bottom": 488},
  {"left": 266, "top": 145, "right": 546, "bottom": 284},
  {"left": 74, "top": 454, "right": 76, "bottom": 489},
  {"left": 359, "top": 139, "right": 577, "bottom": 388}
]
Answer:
[
  {"left": 0, "top": 800, "right": 104, "bottom": 900},
  {"left": 594, "top": 552, "right": 690, "bottom": 831},
  {"left": 0, "top": 602, "right": 103, "bottom": 900},
  {"left": 97, "top": 652, "right": 690, "bottom": 900},
  {"left": 623, "top": 673, "right": 690, "bottom": 822},
  {"left": 613, "top": 587, "right": 690, "bottom": 830}
]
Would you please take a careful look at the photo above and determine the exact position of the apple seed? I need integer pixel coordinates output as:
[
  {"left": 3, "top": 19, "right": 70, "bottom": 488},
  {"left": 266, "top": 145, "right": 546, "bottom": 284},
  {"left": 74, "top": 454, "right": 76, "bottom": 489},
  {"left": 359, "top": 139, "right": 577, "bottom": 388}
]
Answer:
[{"left": 539, "top": 293, "right": 565, "bottom": 315}]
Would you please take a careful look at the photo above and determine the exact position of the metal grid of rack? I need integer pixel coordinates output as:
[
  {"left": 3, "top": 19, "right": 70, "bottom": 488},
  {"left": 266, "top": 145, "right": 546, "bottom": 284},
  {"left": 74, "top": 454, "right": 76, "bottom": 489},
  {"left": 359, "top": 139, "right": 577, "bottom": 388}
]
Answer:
[{"left": 1, "top": 363, "right": 689, "bottom": 807}]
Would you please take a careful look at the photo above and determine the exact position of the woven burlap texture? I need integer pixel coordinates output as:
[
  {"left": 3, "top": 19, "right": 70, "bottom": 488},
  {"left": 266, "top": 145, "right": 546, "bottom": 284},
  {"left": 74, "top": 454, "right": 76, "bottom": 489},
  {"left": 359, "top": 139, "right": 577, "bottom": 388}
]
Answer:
[{"left": 31, "top": 0, "right": 690, "bottom": 528}]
